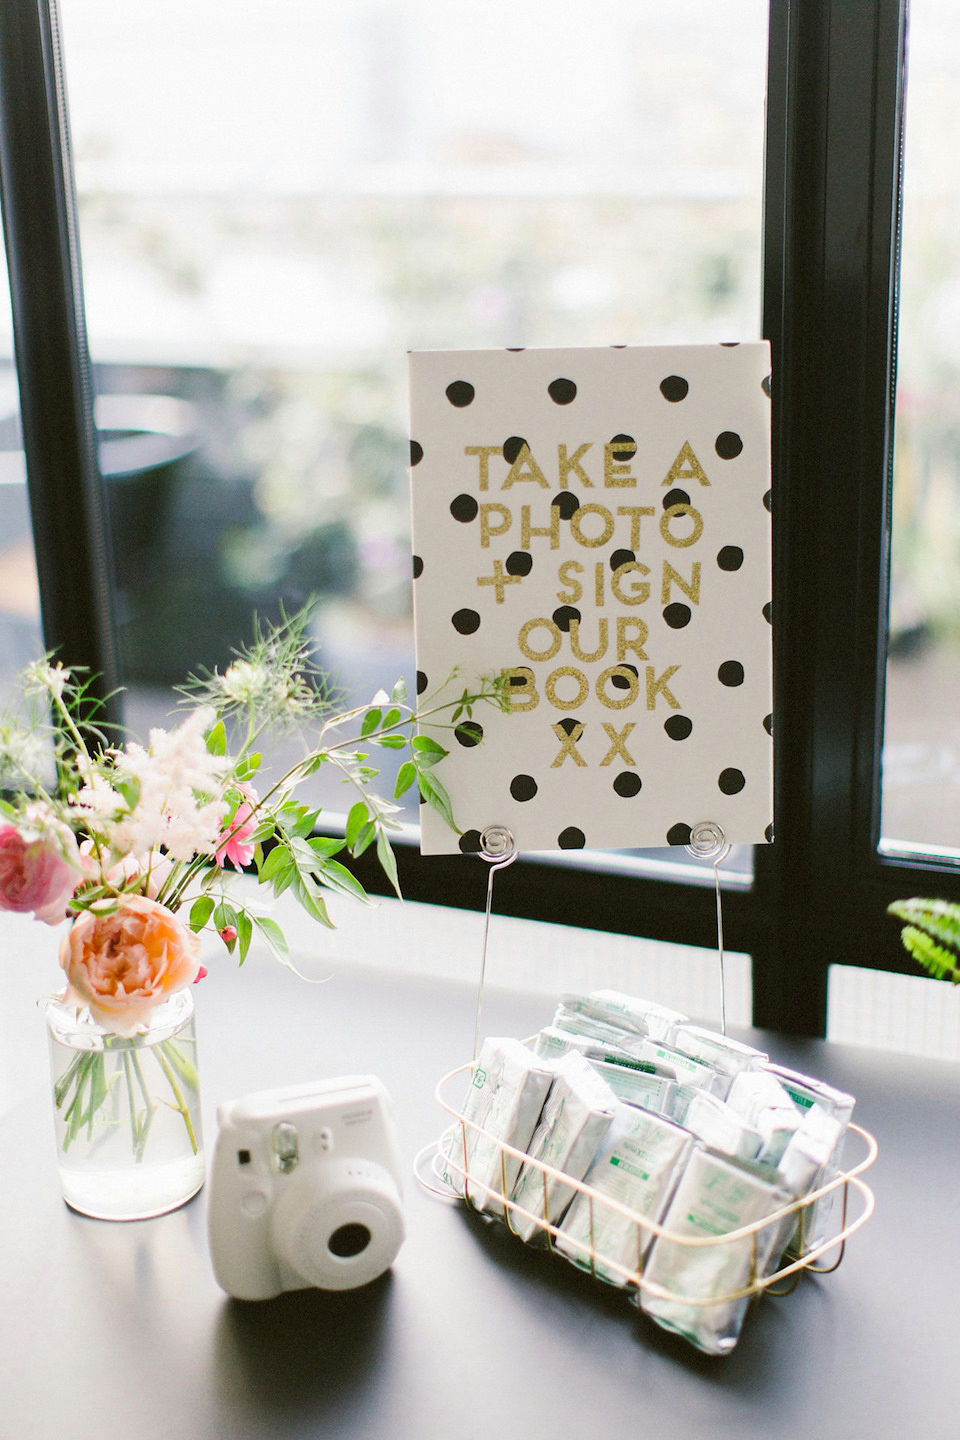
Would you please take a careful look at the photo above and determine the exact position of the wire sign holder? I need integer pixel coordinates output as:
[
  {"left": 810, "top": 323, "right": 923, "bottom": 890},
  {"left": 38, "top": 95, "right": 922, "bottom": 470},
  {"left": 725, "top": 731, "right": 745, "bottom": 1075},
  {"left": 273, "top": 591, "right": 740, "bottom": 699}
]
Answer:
[
  {"left": 473, "top": 824, "right": 518, "bottom": 1061},
  {"left": 685, "top": 820, "right": 732, "bottom": 1035}
]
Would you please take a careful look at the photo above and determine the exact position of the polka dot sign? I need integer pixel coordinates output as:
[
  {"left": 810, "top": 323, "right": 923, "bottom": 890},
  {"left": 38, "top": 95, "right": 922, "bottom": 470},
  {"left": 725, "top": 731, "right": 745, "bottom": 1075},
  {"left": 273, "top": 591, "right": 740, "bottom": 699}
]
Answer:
[{"left": 409, "top": 344, "right": 773, "bottom": 855}]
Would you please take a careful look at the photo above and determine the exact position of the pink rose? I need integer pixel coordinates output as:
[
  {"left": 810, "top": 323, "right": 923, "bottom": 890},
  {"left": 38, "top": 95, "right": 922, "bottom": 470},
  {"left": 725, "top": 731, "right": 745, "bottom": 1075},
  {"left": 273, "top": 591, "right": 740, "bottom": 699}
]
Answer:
[
  {"left": 215, "top": 785, "right": 258, "bottom": 870},
  {"left": 60, "top": 894, "right": 203, "bottom": 1034},
  {"left": 0, "top": 824, "right": 85, "bottom": 925}
]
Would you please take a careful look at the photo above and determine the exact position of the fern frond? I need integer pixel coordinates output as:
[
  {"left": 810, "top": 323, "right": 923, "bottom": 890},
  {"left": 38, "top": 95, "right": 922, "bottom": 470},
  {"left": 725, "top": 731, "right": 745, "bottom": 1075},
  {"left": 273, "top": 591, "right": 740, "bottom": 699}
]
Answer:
[
  {"left": 898, "top": 925, "right": 960, "bottom": 984},
  {"left": 887, "top": 898, "right": 960, "bottom": 956}
]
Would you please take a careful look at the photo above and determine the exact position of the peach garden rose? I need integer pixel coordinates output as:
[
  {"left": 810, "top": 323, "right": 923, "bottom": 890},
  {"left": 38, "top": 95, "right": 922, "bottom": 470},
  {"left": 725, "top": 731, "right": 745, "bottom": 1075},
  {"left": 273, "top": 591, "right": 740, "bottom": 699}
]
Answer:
[{"left": 60, "top": 894, "right": 203, "bottom": 1035}]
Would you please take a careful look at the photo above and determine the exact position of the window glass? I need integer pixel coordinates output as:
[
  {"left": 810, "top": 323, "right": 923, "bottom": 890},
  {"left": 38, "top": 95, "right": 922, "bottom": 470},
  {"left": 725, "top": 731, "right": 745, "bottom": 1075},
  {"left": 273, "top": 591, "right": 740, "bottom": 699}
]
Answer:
[
  {"left": 0, "top": 242, "right": 42, "bottom": 702},
  {"left": 882, "top": 1, "right": 960, "bottom": 855},
  {"left": 59, "top": 0, "right": 767, "bottom": 862}
]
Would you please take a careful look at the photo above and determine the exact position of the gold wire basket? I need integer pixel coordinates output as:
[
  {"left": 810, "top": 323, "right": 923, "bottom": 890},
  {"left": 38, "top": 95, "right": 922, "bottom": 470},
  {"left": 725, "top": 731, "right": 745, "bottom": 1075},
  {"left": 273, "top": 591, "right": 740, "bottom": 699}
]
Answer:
[{"left": 422, "top": 1053, "right": 878, "bottom": 1310}]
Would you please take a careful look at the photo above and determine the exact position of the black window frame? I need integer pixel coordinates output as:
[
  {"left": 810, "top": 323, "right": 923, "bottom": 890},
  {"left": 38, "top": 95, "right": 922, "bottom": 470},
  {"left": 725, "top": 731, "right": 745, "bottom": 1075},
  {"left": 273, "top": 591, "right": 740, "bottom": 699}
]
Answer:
[{"left": 2, "top": 0, "right": 947, "bottom": 1038}]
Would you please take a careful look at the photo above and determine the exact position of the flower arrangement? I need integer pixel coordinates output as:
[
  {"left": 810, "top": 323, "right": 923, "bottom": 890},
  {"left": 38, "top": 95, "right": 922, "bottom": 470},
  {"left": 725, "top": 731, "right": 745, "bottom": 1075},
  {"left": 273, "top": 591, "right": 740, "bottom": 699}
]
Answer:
[
  {"left": 0, "top": 611, "right": 504, "bottom": 1024},
  {"left": 0, "top": 612, "right": 504, "bottom": 1184}
]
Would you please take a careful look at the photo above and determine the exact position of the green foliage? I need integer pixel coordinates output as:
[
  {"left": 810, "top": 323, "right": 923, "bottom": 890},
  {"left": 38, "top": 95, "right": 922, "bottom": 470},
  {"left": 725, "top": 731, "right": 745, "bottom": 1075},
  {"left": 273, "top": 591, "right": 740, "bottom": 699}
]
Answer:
[{"left": 888, "top": 897, "right": 960, "bottom": 984}]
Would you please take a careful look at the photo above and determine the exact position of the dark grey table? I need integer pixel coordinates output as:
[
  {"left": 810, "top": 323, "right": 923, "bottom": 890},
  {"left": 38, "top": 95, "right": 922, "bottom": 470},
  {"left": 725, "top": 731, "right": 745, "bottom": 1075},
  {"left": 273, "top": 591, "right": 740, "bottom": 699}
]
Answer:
[{"left": 4, "top": 949, "right": 958, "bottom": 1440}]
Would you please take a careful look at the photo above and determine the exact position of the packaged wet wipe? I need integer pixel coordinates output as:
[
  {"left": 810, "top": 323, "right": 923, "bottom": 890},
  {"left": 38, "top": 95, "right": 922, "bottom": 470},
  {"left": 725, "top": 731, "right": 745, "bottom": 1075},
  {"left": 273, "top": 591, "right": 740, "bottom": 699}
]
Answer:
[
  {"left": 533, "top": 1025, "right": 641, "bottom": 1068},
  {"left": 441, "top": 1037, "right": 554, "bottom": 1215},
  {"left": 763, "top": 1063, "right": 855, "bottom": 1252},
  {"left": 510, "top": 1050, "right": 617, "bottom": 1243},
  {"left": 726, "top": 1070, "right": 801, "bottom": 1165},
  {"left": 640, "top": 1146, "right": 794, "bottom": 1355},
  {"left": 557, "top": 1103, "right": 692, "bottom": 1285},
  {"left": 673, "top": 1025, "right": 768, "bottom": 1095},
  {"left": 589, "top": 1058, "right": 677, "bottom": 1115},
  {"left": 558, "top": 991, "right": 651, "bottom": 1037},
  {"left": 683, "top": 1091, "right": 764, "bottom": 1164},
  {"left": 552, "top": 1007, "right": 649, "bottom": 1058}
]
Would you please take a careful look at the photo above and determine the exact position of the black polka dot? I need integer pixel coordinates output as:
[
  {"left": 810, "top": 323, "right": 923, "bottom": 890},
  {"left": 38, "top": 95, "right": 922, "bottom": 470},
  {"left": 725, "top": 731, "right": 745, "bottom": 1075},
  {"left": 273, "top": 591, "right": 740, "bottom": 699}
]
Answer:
[
  {"left": 548, "top": 378, "right": 577, "bottom": 405},
  {"left": 503, "top": 435, "right": 528, "bottom": 464},
  {"left": 552, "top": 606, "right": 580, "bottom": 632},
  {"left": 764, "top": 823, "right": 775, "bottom": 843},
  {"left": 446, "top": 380, "right": 475, "bottom": 407},
  {"left": 510, "top": 774, "right": 538, "bottom": 802},
  {"left": 557, "top": 717, "right": 581, "bottom": 736},
  {"left": 609, "top": 433, "right": 636, "bottom": 461},
  {"left": 717, "top": 546, "right": 743, "bottom": 571},
  {"left": 450, "top": 493, "right": 478, "bottom": 523},
  {"left": 763, "top": 601, "right": 773, "bottom": 624},
  {"left": 610, "top": 548, "right": 635, "bottom": 571},
  {"left": 452, "top": 609, "right": 480, "bottom": 635},
  {"left": 505, "top": 551, "right": 533, "bottom": 576},
  {"left": 663, "top": 603, "right": 691, "bottom": 629},
  {"left": 412, "top": 555, "right": 423, "bottom": 579},
  {"left": 610, "top": 664, "right": 638, "bottom": 691},
  {"left": 508, "top": 669, "right": 533, "bottom": 689},
  {"left": 660, "top": 375, "right": 689, "bottom": 403},
  {"left": 558, "top": 826, "right": 585, "bottom": 848},
  {"left": 417, "top": 670, "right": 428, "bottom": 694},
  {"left": 762, "top": 374, "right": 772, "bottom": 397},
  {"left": 719, "top": 767, "right": 746, "bottom": 795},
  {"left": 718, "top": 661, "right": 745, "bottom": 687},
  {"left": 763, "top": 490, "right": 772, "bottom": 513},
  {"left": 763, "top": 713, "right": 773, "bottom": 736},
  {"left": 666, "top": 823, "right": 692, "bottom": 846},
  {"left": 663, "top": 488, "right": 690, "bottom": 510},
  {"left": 459, "top": 829, "right": 482, "bottom": 853},
  {"left": 664, "top": 715, "right": 693, "bottom": 741},
  {"left": 506, "top": 347, "right": 526, "bottom": 352},
  {"left": 613, "top": 772, "right": 642, "bottom": 798},
  {"left": 410, "top": 440, "right": 423, "bottom": 466},
  {"left": 715, "top": 431, "right": 743, "bottom": 460},
  {"left": 455, "top": 720, "right": 483, "bottom": 748},
  {"left": 552, "top": 492, "right": 580, "bottom": 520},
  {"left": 720, "top": 341, "right": 740, "bottom": 347}
]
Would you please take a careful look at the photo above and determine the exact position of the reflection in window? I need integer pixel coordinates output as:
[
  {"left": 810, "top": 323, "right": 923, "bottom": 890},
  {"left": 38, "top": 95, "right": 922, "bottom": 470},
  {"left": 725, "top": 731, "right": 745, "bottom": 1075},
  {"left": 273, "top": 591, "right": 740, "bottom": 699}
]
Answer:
[
  {"left": 883, "top": 1, "right": 960, "bottom": 854},
  {"left": 57, "top": 0, "right": 767, "bottom": 850}
]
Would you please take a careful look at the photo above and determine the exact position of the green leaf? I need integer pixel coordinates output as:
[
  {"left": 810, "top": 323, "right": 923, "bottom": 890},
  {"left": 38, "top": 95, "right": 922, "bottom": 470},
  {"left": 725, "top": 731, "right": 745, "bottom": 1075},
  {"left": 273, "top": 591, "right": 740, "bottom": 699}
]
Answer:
[
  {"left": 189, "top": 895, "right": 215, "bottom": 932},
  {"left": 314, "top": 857, "right": 370, "bottom": 904},
  {"left": 352, "top": 820, "right": 376, "bottom": 857},
  {"left": 258, "top": 843, "right": 293, "bottom": 885},
  {"left": 391, "top": 677, "right": 407, "bottom": 703},
  {"left": 899, "top": 925, "right": 960, "bottom": 984},
  {"left": 395, "top": 761, "right": 416, "bottom": 798},
  {"left": 308, "top": 835, "right": 346, "bottom": 859},
  {"left": 346, "top": 801, "right": 370, "bottom": 849},
  {"left": 888, "top": 898, "right": 960, "bottom": 955},
  {"left": 206, "top": 720, "right": 227, "bottom": 756},
  {"left": 412, "top": 735, "right": 447, "bottom": 759},
  {"left": 376, "top": 828, "right": 402, "bottom": 900},
  {"left": 383, "top": 707, "right": 403, "bottom": 729},
  {"left": 237, "top": 909, "right": 254, "bottom": 964},
  {"left": 377, "top": 735, "right": 408, "bottom": 750},
  {"left": 253, "top": 914, "right": 290, "bottom": 959},
  {"left": 417, "top": 770, "right": 457, "bottom": 832},
  {"left": 361, "top": 707, "right": 383, "bottom": 737},
  {"left": 235, "top": 751, "right": 262, "bottom": 780},
  {"left": 294, "top": 876, "right": 333, "bottom": 928}
]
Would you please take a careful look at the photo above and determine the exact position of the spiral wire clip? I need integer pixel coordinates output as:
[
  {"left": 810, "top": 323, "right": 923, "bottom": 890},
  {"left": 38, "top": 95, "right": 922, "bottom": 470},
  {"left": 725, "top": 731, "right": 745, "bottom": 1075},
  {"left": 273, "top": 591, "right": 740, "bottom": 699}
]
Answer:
[{"left": 685, "top": 821, "right": 732, "bottom": 1034}]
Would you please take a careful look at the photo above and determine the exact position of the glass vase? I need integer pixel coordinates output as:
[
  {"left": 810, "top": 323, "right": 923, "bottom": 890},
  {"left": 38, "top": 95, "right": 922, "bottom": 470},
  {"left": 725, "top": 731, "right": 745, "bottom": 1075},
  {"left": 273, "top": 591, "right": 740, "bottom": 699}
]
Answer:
[{"left": 46, "top": 988, "right": 205, "bottom": 1220}]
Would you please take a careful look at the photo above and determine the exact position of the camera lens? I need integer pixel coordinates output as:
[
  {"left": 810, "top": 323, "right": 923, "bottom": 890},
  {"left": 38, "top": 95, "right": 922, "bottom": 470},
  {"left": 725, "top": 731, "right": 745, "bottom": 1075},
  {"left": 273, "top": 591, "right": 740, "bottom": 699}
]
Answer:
[{"left": 328, "top": 1222, "right": 371, "bottom": 1258}]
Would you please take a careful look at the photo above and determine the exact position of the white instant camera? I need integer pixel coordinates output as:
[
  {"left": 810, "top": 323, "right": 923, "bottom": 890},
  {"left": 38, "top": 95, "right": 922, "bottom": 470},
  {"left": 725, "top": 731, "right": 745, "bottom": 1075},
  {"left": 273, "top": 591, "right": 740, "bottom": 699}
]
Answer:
[{"left": 208, "top": 1075, "right": 405, "bottom": 1300}]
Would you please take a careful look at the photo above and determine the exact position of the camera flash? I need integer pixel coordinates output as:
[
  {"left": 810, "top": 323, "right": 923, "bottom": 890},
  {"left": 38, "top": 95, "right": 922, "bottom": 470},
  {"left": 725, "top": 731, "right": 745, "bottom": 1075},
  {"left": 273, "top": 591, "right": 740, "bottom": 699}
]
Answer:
[{"left": 273, "top": 1123, "right": 300, "bottom": 1173}]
